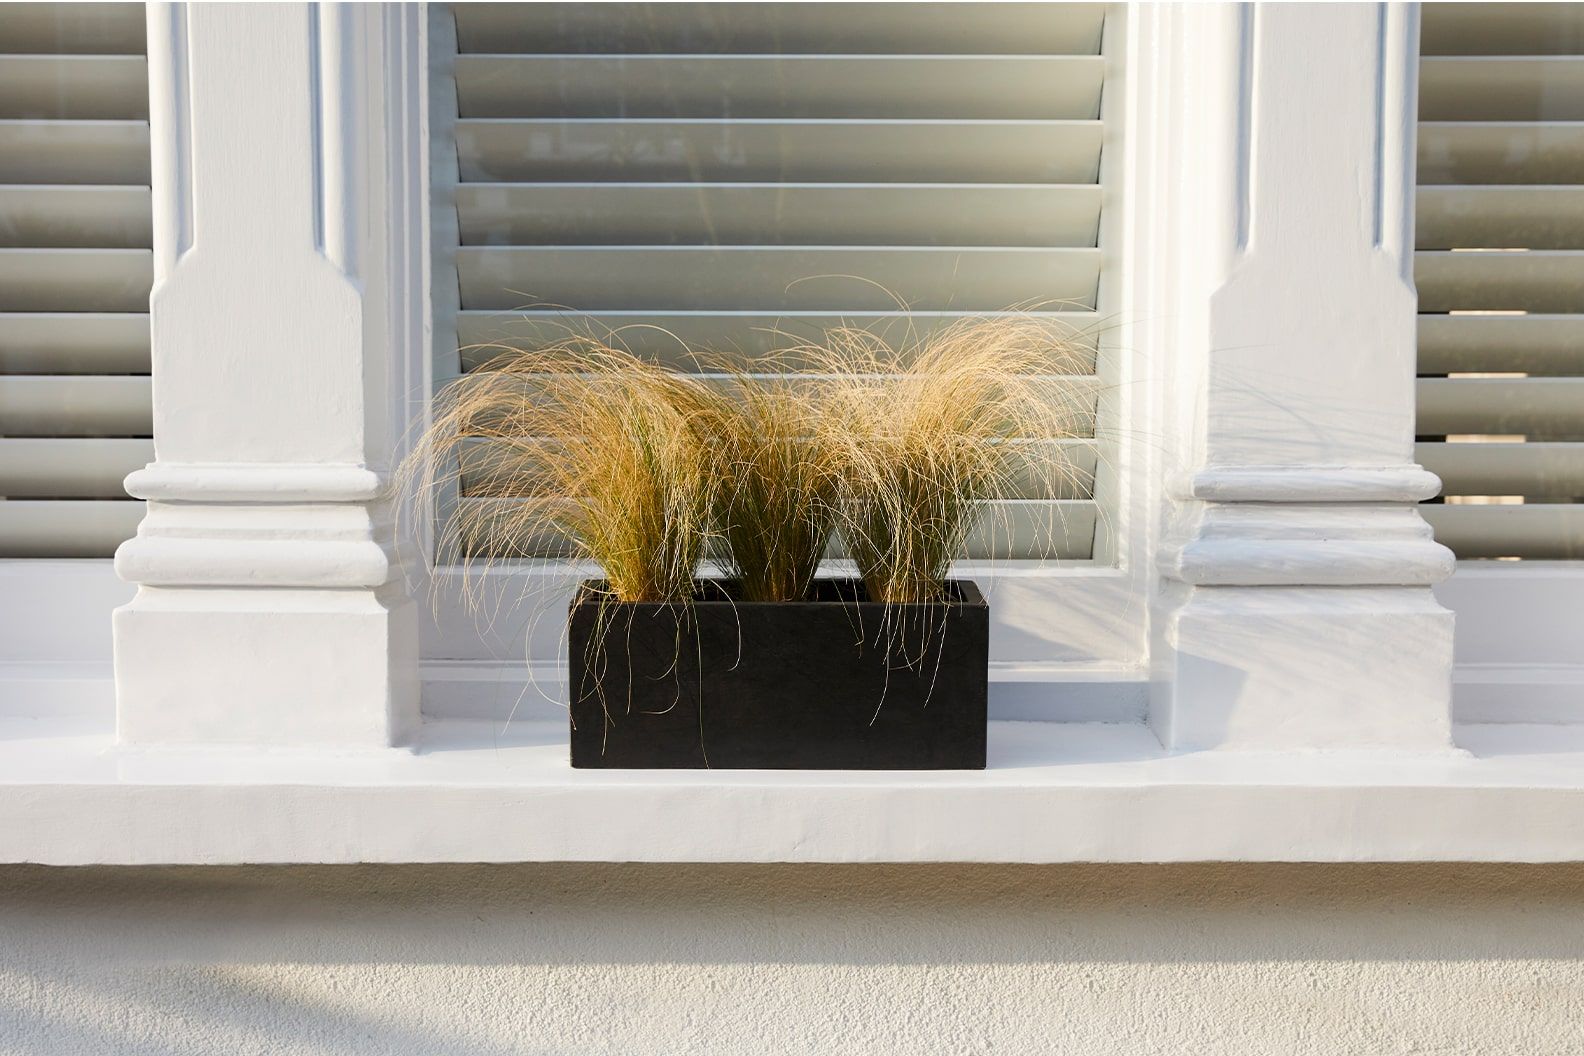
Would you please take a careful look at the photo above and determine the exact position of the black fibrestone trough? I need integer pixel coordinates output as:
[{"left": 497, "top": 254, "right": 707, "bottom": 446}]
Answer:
[{"left": 568, "top": 578, "right": 988, "bottom": 769}]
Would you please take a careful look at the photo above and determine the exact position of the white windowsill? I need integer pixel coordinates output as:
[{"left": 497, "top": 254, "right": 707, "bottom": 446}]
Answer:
[{"left": 4, "top": 715, "right": 1584, "bottom": 865}]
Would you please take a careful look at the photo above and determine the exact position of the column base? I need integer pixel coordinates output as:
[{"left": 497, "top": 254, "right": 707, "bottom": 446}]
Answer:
[
  {"left": 114, "top": 586, "right": 419, "bottom": 748},
  {"left": 1154, "top": 585, "right": 1456, "bottom": 752}
]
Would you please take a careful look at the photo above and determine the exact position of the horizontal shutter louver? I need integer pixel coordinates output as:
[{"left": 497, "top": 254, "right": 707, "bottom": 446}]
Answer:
[
  {"left": 0, "top": 499, "right": 146, "bottom": 558},
  {"left": 449, "top": 3, "right": 1105, "bottom": 54},
  {"left": 1419, "top": 123, "right": 1584, "bottom": 185},
  {"left": 0, "top": 121, "right": 149, "bottom": 184},
  {"left": 0, "top": 55, "right": 147, "bottom": 120},
  {"left": 456, "top": 246, "right": 1102, "bottom": 313},
  {"left": 0, "top": 437, "right": 152, "bottom": 495},
  {"left": 454, "top": 120, "right": 1104, "bottom": 185},
  {"left": 0, "top": 3, "right": 150, "bottom": 556},
  {"left": 453, "top": 183, "right": 1103, "bottom": 247},
  {"left": 438, "top": 2, "right": 1113, "bottom": 562},
  {"left": 3, "top": 3, "right": 145, "bottom": 55},
  {"left": 0, "top": 186, "right": 151, "bottom": 247},
  {"left": 1416, "top": 3, "right": 1584, "bottom": 560},
  {"left": 453, "top": 54, "right": 1104, "bottom": 120}
]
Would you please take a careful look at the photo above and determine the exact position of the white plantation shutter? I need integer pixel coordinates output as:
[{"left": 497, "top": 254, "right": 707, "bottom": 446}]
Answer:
[
  {"left": 433, "top": 2, "right": 1114, "bottom": 562},
  {"left": 0, "top": 2, "right": 151, "bottom": 558},
  {"left": 1417, "top": 3, "right": 1584, "bottom": 559}
]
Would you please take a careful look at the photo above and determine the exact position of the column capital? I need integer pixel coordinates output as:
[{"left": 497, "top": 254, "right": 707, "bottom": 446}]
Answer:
[
  {"left": 1169, "top": 465, "right": 1442, "bottom": 505},
  {"left": 1161, "top": 464, "right": 1455, "bottom": 588},
  {"left": 115, "top": 464, "right": 393, "bottom": 590}
]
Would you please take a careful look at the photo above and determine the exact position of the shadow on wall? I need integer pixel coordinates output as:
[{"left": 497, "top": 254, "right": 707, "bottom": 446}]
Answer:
[{"left": 1, "top": 863, "right": 1583, "bottom": 1055}]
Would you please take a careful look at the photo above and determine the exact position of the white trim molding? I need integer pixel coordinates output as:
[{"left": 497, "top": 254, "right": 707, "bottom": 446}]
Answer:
[
  {"left": 1437, "top": 563, "right": 1584, "bottom": 725},
  {"left": 1173, "top": 465, "right": 1442, "bottom": 504},
  {"left": 1145, "top": 3, "right": 1457, "bottom": 753},
  {"left": 412, "top": 1, "right": 1158, "bottom": 717},
  {"left": 1166, "top": 467, "right": 1450, "bottom": 587},
  {"left": 113, "top": 3, "right": 427, "bottom": 748},
  {"left": 5, "top": 718, "right": 1584, "bottom": 865}
]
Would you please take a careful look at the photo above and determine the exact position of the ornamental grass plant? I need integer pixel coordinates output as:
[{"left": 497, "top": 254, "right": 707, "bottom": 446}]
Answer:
[
  {"left": 800, "top": 316, "right": 1097, "bottom": 603},
  {"left": 401, "top": 340, "right": 718, "bottom": 605},
  {"left": 402, "top": 315, "right": 1095, "bottom": 608},
  {"left": 692, "top": 360, "right": 841, "bottom": 603}
]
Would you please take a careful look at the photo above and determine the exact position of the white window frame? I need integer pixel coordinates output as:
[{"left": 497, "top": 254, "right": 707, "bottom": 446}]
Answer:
[
  {"left": 0, "top": 560, "right": 130, "bottom": 717},
  {"left": 1435, "top": 562, "right": 1584, "bottom": 724},
  {"left": 414, "top": 3, "right": 1158, "bottom": 724}
]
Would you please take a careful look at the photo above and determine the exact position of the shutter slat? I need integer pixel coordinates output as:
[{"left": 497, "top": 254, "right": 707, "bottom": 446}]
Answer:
[
  {"left": 1417, "top": 441, "right": 1584, "bottom": 496},
  {"left": 456, "top": 496, "right": 1099, "bottom": 561},
  {"left": 456, "top": 183, "right": 1101, "bottom": 248},
  {"left": 1417, "top": 186, "right": 1584, "bottom": 249},
  {"left": 454, "top": 118, "right": 1105, "bottom": 184},
  {"left": 457, "top": 309, "right": 1101, "bottom": 372},
  {"left": 0, "top": 375, "right": 152, "bottom": 437},
  {"left": 454, "top": 3, "right": 1106, "bottom": 55},
  {"left": 1422, "top": 3, "right": 1584, "bottom": 57},
  {"left": 0, "top": 3, "right": 146, "bottom": 54},
  {"left": 1418, "top": 314, "right": 1584, "bottom": 376},
  {"left": 0, "top": 55, "right": 147, "bottom": 120},
  {"left": 454, "top": 55, "right": 1105, "bottom": 121},
  {"left": 1421, "top": 57, "right": 1584, "bottom": 121},
  {"left": 0, "top": 120, "right": 149, "bottom": 183},
  {"left": 0, "top": 437, "right": 150, "bottom": 496},
  {"left": 1419, "top": 122, "right": 1584, "bottom": 184},
  {"left": 456, "top": 245, "right": 1100, "bottom": 312},
  {"left": 1415, "top": 249, "right": 1584, "bottom": 313},
  {"left": 0, "top": 312, "right": 148, "bottom": 374},
  {"left": 968, "top": 498, "right": 1098, "bottom": 560},
  {"left": 0, "top": 248, "right": 151, "bottom": 311},
  {"left": 0, "top": 186, "right": 151, "bottom": 248},
  {"left": 1417, "top": 377, "right": 1584, "bottom": 439},
  {"left": 0, "top": 499, "right": 144, "bottom": 558},
  {"left": 1420, "top": 504, "right": 1584, "bottom": 560}
]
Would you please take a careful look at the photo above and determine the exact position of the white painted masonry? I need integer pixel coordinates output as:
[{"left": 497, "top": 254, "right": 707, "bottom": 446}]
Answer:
[
  {"left": 3, "top": 5, "right": 1584, "bottom": 1052},
  {"left": 0, "top": 1, "right": 1575, "bottom": 867},
  {"left": 112, "top": 3, "right": 425, "bottom": 747},
  {"left": 3, "top": 863, "right": 1583, "bottom": 1056},
  {"left": 112, "top": 1, "right": 1460, "bottom": 754},
  {"left": 1148, "top": 3, "right": 1456, "bottom": 751}
]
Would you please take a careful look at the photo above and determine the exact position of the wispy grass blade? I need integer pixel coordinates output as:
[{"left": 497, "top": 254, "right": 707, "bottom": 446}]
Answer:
[
  {"left": 800, "top": 315, "right": 1094, "bottom": 603},
  {"left": 399, "top": 340, "right": 718, "bottom": 604},
  {"left": 692, "top": 360, "right": 841, "bottom": 603}
]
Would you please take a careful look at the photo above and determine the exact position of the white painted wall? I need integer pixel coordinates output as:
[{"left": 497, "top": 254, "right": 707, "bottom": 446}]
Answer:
[{"left": 2, "top": 863, "right": 1581, "bottom": 1055}]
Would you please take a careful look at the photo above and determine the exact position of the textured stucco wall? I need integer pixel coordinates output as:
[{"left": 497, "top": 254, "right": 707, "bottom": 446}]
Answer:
[{"left": 1, "top": 863, "right": 1582, "bottom": 1055}]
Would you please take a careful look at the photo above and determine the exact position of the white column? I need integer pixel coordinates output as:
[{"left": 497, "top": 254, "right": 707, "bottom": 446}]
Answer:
[
  {"left": 1149, "top": 3, "right": 1457, "bottom": 751},
  {"left": 113, "top": 3, "right": 425, "bottom": 747}
]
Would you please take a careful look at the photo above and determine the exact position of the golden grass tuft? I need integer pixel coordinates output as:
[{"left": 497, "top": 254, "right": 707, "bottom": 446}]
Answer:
[
  {"left": 400, "top": 340, "right": 718, "bottom": 604},
  {"left": 797, "top": 316, "right": 1095, "bottom": 604},
  {"left": 692, "top": 360, "right": 841, "bottom": 603}
]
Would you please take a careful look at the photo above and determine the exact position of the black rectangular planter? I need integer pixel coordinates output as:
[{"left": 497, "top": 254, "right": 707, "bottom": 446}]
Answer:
[{"left": 568, "top": 579, "right": 988, "bottom": 769}]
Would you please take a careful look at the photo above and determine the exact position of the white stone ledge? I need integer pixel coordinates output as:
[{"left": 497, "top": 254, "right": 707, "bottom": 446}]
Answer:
[{"left": 2, "top": 718, "right": 1584, "bottom": 865}]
